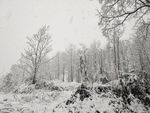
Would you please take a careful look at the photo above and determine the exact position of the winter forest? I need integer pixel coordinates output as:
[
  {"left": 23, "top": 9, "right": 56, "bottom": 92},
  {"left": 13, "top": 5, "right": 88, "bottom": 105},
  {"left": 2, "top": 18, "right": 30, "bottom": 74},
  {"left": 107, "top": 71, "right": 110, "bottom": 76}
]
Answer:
[{"left": 0, "top": 0, "right": 150, "bottom": 113}]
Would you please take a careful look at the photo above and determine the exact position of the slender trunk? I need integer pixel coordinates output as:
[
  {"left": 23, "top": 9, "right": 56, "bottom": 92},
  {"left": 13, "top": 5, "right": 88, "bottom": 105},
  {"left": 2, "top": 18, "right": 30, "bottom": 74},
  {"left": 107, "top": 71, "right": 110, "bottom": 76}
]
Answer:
[
  {"left": 78, "top": 58, "right": 81, "bottom": 83},
  {"left": 137, "top": 37, "right": 150, "bottom": 70},
  {"left": 84, "top": 54, "right": 87, "bottom": 77},
  {"left": 141, "top": 42, "right": 150, "bottom": 69},
  {"left": 80, "top": 55, "right": 84, "bottom": 83},
  {"left": 70, "top": 50, "right": 73, "bottom": 82},
  {"left": 100, "top": 49, "right": 103, "bottom": 75},
  {"left": 107, "top": 42, "right": 111, "bottom": 71},
  {"left": 117, "top": 36, "right": 120, "bottom": 74},
  {"left": 77, "top": 66, "right": 80, "bottom": 83},
  {"left": 122, "top": 50, "right": 127, "bottom": 72},
  {"left": 115, "top": 36, "right": 120, "bottom": 77},
  {"left": 94, "top": 53, "right": 97, "bottom": 71},
  {"left": 98, "top": 49, "right": 103, "bottom": 75},
  {"left": 62, "top": 64, "right": 65, "bottom": 82},
  {"left": 113, "top": 35, "right": 118, "bottom": 78},
  {"left": 137, "top": 46, "right": 144, "bottom": 70},
  {"left": 57, "top": 53, "right": 60, "bottom": 79},
  {"left": 32, "top": 67, "right": 37, "bottom": 84}
]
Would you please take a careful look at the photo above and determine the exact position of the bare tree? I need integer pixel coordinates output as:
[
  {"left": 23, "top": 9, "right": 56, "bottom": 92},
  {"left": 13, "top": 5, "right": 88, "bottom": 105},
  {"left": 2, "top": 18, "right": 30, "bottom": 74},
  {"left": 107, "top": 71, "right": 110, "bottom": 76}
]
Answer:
[
  {"left": 99, "top": 49, "right": 103, "bottom": 75},
  {"left": 21, "top": 25, "right": 52, "bottom": 84},
  {"left": 78, "top": 44, "right": 89, "bottom": 83},
  {"left": 134, "top": 22, "right": 150, "bottom": 70},
  {"left": 56, "top": 52, "right": 60, "bottom": 79},
  {"left": 98, "top": 0, "right": 150, "bottom": 33},
  {"left": 66, "top": 44, "right": 76, "bottom": 82},
  {"left": 62, "top": 63, "right": 66, "bottom": 82},
  {"left": 119, "top": 41, "right": 130, "bottom": 72},
  {"left": 98, "top": 0, "right": 150, "bottom": 74}
]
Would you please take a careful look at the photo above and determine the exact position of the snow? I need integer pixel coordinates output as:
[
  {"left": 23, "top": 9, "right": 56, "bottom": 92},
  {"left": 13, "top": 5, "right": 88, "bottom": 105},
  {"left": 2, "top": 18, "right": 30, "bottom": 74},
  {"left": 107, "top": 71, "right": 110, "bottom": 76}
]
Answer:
[
  {"left": 0, "top": 78, "right": 149, "bottom": 113},
  {"left": 0, "top": 80, "right": 79, "bottom": 113},
  {"left": 0, "top": 90, "right": 72, "bottom": 113},
  {"left": 53, "top": 94, "right": 115, "bottom": 113}
]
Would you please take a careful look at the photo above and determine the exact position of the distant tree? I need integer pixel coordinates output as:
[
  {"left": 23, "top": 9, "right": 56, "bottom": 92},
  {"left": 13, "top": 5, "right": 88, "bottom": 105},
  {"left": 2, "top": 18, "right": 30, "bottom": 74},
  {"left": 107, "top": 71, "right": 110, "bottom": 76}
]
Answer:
[
  {"left": 66, "top": 44, "right": 76, "bottom": 82},
  {"left": 119, "top": 41, "right": 130, "bottom": 72},
  {"left": 37, "top": 57, "right": 53, "bottom": 80},
  {"left": 88, "top": 41, "right": 102, "bottom": 82},
  {"left": 112, "top": 28, "right": 122, "bottom": 78},
  {"left": 133, "top": 22, "right": 150, "bottom": 71},
  {"left": 78, "top": 44, "right": 89, "bottom": 82},
  {"left": 10, "top": 64, "right": 24, "bottom": 83},
  {"left": 21, "top": 25, "right": 52, "bottom": 84},
  {"left": 105, "top": 42, "right": 113, "bottom": 73},
  {"left": 62, "top": 63, "right": 66, "bottom": 81},
  {"left": 56, "top": 52, "right": 60, "bottom": 79},
  {"left": 60, "top": 52, "right": 68, "bottom": 82}
]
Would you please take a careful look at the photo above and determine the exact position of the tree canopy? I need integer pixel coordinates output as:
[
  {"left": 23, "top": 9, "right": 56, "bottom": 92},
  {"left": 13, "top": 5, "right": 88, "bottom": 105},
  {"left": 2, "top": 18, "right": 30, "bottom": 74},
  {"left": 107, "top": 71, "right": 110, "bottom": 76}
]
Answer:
[{"left": 98, "top": 0, "right": 150, "bottom": 35}]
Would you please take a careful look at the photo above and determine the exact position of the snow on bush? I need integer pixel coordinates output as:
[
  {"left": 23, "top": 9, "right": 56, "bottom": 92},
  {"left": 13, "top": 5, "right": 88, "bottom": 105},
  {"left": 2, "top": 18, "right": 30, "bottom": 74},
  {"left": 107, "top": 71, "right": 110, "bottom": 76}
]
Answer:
[
  {"left": 52, "top": 72, "right": 150, "bottom": 113},
  {"left": 53, "top": 84, "right": 114, "bottom": 113},
  {"left": 0, "top": 72, "right": 149, "bottom": 113},
  {"left": 13, "top": 79, "right": 80, "bottom": 95},
  {"left": 111, "top": 72, "right": 150, "bottom": 107}
]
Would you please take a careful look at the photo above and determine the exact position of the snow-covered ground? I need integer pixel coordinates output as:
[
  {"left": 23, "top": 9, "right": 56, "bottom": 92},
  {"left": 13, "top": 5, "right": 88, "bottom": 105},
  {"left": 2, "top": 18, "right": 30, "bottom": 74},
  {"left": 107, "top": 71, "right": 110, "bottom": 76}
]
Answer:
[
  {"left": 0, "top": 90, "right": 71, "bottom": 113},
  {"left": 0, "top": 78, "right": 149, "bottom": 113},
  {"left": 0, "top": 80, "right": 80, "bottom": 113}
]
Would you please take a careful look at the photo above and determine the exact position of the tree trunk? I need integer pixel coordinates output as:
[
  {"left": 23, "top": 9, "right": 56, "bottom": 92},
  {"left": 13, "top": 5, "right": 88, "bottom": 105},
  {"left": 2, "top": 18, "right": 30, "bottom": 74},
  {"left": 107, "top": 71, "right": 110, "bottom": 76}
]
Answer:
[
  {"left": 70, "top": 50, "right": 73, "bottom": 82},
  {"left": 62, "top": 66, "right": 65, "bottom": 82},
  {"left": 107, "top": 42, "right": 111, "bottom": 72},
  {"left": 113, "top": 34, "right": 118, "bottom": 79},
  {"left": 121, "top": 47, "right": 127, "bottom": 72},
  {"left": 116, "top": 36, "right": 120, "bottom": 75},
  {"left": 32, "top": 68, "right": 37, "bottom": 84},
  {"left": 57, "top": 53, "right": 60, "bottom": 79},
  {"left": 137, "top": 45, "right": 144, "bottom": 70},
  {"left": 141, "top": 41, "right": 150, "bottom": 69},
  {"left": 100, "top": 49, "right": 103, "bottom": 75}
]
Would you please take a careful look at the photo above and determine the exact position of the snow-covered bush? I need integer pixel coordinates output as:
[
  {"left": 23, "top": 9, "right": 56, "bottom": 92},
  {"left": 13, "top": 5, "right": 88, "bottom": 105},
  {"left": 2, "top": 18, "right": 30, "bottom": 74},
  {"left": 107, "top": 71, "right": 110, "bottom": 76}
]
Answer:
[
  {"left": 66, "top": 84, "right": 91, "bottom": 105},
  {"left": 35, "top": 79, "right": 64, "bottom": 91},
  {"left": 14, "top": 84, "right": 35, "bottom": 94},
  {"left": 0, "top": 73, "right": 18, "bottom": 93},
  {"left": 112, "top": 72, "right": 150, "bottom": 107},
  {"left": 35, "top": 79, "right": 54, "bottom": 90}
]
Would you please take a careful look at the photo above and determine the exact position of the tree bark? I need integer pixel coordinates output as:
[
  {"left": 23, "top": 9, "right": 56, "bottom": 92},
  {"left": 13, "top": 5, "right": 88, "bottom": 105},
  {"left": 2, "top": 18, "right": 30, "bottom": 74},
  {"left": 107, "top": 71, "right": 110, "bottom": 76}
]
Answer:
[
  {"left": 116, "top": 36, "right": 120, "bottom": 75},
  {"left": 70, "top": 50, "right": 73, "bottom": 82},
  {"left": 32, "top": 67, "right": 37, "bottom": 84},
  {"left": 62, "top": 64, "right": 65, "bottom": 82},
  {"left": 113, "top": 33, "right": 118, "bottom": 79},
  {"left": 57, "top": 53, "right": 60, "bottom": 79}
]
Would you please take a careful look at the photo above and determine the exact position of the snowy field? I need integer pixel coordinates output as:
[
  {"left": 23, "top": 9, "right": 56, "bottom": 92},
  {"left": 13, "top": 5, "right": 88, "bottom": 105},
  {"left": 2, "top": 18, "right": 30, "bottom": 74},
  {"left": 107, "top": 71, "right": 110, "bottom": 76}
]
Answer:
[{"left": 0, "top": 73, "right": 150, "bottom": 113}]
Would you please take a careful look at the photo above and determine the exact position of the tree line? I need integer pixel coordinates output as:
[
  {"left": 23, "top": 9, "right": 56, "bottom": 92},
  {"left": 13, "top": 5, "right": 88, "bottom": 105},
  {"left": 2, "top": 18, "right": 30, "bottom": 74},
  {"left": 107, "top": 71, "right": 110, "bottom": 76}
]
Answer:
[{"left": 3, "top": 0, "right": 150, "bottom": 85}]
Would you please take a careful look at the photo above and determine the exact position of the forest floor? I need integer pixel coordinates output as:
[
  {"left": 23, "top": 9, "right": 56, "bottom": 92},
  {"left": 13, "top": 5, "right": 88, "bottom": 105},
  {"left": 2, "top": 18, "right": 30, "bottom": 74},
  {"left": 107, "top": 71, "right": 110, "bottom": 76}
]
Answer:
[
  {"left": 0, "top": 80, "right": 80, "bottom": 113},
  {"left": 0, "top": 73, "right": 150, "bottom": 113}
]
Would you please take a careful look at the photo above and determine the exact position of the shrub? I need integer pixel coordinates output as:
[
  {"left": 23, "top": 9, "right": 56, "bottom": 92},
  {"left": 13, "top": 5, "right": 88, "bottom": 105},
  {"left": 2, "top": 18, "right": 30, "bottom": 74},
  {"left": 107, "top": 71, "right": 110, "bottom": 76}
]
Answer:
[
  {"left": 112, "top": 72, "right": 150, "bottom": 106},
  {"left": 66, "top": 84, "right": 91, "bottom": 105}
]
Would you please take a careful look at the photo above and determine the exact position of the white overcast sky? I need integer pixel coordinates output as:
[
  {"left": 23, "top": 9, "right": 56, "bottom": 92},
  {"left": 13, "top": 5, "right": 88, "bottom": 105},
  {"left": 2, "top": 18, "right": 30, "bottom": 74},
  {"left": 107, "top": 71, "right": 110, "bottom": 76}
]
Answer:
[{"left": 0, "top": 0, "right": 134, "bottom": 75}]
